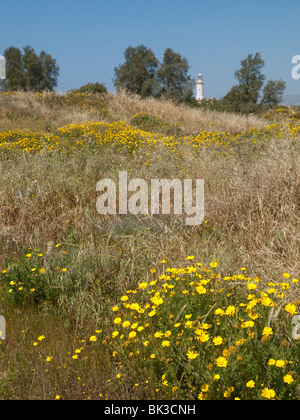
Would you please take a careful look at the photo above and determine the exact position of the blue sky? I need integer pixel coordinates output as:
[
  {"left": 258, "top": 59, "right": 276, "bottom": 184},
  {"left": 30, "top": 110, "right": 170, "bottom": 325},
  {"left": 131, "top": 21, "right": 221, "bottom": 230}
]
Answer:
[{"left": 1, "top": 0, "right": 300, "bottom": 100}]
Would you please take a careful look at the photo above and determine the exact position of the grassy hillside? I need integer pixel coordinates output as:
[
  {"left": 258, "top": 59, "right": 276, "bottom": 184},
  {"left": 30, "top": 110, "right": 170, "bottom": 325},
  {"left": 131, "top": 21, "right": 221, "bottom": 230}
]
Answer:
[{"left": 0, "top": 90, "right": 299, "bottom": 400}]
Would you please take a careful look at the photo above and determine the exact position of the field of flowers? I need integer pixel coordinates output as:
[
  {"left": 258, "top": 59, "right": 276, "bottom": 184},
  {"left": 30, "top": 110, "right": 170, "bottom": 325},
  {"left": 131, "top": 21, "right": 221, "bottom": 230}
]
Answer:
[
  {"left": 0, "top": 117, "right": 300, "bottom": 158},
  {"left": 104, "top": 260, "right": 299, "bottom": 401},
  {"left": 0, "top": 249, "right": 299, "bottom": 400},
  {"left": 0, "top": 92, "right": 299, "bottom": 400}
]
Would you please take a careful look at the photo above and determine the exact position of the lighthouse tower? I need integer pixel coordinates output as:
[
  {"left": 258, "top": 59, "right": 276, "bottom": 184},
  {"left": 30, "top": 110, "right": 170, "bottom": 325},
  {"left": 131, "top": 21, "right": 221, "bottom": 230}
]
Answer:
[
  {"left": 196, "top": 73, "right": 204, "bottom": 101},
  {"left": 0, "top": 55, "right": 6, "bottom": 80}
]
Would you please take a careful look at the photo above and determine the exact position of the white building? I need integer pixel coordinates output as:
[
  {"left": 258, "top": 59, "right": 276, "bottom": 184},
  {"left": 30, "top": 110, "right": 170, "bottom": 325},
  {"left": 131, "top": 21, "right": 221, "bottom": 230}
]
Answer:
[
  {"left": 196, "top": 73, "right": 204, "bottom": 101},
  {"left": 0, "top": 55, "right": 6, "bottom": 80}
]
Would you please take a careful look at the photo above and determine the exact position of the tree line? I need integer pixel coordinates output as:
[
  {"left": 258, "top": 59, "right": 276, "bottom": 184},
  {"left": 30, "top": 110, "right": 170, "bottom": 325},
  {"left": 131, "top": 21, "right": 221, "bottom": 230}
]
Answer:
[
  {"left": 114, "top": 46, "right": 286, "bottom": 111},
  {"left": 0, "top": 46, "right": 59, "bottom": 92},
  {"left": 0, "top": 44, "right": 286, "bottom": 113},
  {"left": 222, "top": 52, "right": 286, "bottom": 113},
  {"left": 113, "top": 45, "right": 195, "bottom": 103}
]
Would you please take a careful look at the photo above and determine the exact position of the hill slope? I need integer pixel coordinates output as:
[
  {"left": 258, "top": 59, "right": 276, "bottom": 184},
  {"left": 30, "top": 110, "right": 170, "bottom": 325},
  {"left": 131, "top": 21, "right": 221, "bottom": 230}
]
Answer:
[{"left": 0, "top": 90, "right": 299, "bottom": 400}]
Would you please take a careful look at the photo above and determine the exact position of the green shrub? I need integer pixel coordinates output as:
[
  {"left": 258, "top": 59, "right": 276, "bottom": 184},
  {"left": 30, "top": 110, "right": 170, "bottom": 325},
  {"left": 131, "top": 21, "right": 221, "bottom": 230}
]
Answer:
[
  {"left": 73, "top": 82, "right": 107, "bottom": 94},
  {"left": 0, "top": 247, "right": 75, "bottom": 308},
  {"left": 130, "top": 112, "right": 180, "bottom": 135}
]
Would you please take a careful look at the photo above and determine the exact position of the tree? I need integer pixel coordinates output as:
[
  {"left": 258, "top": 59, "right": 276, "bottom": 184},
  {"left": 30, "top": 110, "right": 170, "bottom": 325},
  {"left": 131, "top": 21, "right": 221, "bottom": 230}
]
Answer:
[
  {"left": 156, "top": 48, "right": 194, "bottom": 102},
  {"left": 22, "top": 46, "right": 44, "bottom": 91},
  {"left": 1, "top": 46, "right": 59, "bottom": 92},
  {"left": 3, "top": 47, "right": 26, "bottom": 91},
  {"left": 223, "top": 85, "right": 245, "bottom": 113},
  {"left": 235, "top": 52, "right": 265, "bottom": 106},
  {"left": 261, "top": 79, "right": 286, "bottom": 107},
  {"left": 113, "top": 45, "right": 160, "bottom": 97},
  {"left": 39, "top": 50, "right": 60, "bottom": 91},
  {"left": 223, "top": 52, "right": 285, "bottom": 113},
  {"left": 114, "top": 45, "right": 194, "bottom": 102}
]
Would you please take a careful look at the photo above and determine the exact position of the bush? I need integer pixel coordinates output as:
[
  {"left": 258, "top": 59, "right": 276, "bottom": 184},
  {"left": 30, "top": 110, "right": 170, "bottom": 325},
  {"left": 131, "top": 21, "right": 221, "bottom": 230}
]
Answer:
[
  {"left": 73, "top": 83, "right": 107, "bottom": 94},
  {"left": 0, "top": 247, "right": 76, "bottom": 308},
  {"left": 130, "top": 112, "right": 180, "bottom": 135}
]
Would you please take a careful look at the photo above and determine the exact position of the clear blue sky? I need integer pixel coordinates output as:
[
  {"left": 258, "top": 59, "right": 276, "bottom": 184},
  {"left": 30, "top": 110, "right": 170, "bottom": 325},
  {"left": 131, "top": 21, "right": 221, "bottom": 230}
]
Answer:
[{"left": 1, "top": 0, "right": 300, "bottom": 99}]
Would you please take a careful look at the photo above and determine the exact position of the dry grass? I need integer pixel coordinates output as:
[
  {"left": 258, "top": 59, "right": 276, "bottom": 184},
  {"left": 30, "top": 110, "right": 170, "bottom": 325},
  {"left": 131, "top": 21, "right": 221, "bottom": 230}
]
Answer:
[
  {"left": 0, "top": 122, "right": 298, "bottom": 284},
  {"left": 108, "top": 89, "right": 268, "bottom": 134},
  {"left": 0, "top": 90, "right": 299, "bottom": 400},
  {"left": 0, "top": 89, "right": 268, "bottom": 135},
  {"left": 0, "top": 91, "right": 298, "bottom": 287},
  {"left": 0, "top": 91, "right": 108, "bottom": 132}
]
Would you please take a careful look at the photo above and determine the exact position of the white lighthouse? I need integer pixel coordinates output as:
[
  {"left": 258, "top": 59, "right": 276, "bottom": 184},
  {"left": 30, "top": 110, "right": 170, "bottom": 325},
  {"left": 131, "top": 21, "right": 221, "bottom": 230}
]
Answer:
[
  {"left": 0, "top": 55, "right": 5, "bottom": 80},
  {"left": 196, "top": 73, "right": 204, "bottom": 101}
]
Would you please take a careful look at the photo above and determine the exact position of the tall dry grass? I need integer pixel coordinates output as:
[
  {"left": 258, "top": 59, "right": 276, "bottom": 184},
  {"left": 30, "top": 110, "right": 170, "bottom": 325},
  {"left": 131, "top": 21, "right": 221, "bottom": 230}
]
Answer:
[
  {"left": 0, "top": 91, "right": 299, "bottom": 399},
  {"left": 108, "top": 88, "right": 268, "bottom": 134},
  {"left": 0, "top": 89, "right": 268, "bottom": 134},
  {"left": 0, "top": 123, "right": 298, "bottom": 287},
  {"left": 0, "top": 91, "right": 108, "bottom": 132}
]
